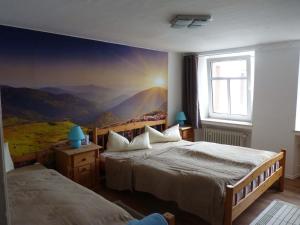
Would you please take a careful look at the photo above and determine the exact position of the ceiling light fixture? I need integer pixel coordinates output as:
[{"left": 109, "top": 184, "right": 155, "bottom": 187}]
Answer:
[{"left": 170, "top": 15, "right": 212, "bottom": 28}]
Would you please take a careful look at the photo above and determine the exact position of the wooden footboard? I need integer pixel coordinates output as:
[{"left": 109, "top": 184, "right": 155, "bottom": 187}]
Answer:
[{"left": 224, "top": 149, "right": 286, "bottom": 225}]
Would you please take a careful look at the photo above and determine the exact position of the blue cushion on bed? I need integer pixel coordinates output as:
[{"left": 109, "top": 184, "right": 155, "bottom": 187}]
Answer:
[{"left": 127, "top": 213, "right": 168, "bottom": 225}]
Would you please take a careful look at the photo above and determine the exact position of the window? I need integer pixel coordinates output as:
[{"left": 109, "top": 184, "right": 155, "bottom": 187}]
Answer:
[{"left": 207, "top": 52, "right": 254, "bottom": 121}]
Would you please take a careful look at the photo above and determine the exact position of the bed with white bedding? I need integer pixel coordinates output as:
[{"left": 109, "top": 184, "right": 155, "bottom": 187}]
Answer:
[
  {"left": 93, "top": 120, "right": 286, "bottom": 225},
  {"left": 102, "top": 140, "right": 278, "bottom": 225}
]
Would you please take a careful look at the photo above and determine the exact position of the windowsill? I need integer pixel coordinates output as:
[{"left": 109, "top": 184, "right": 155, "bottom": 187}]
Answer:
[
  {"left": 201, "top": 118, "right": 253, "bottom": 130},
  {"left": 294, "top": 130, "right": 300, "bottom": 136}
]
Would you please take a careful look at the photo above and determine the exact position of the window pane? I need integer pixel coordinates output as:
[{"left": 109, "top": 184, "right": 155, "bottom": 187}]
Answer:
[
  {"left": 212, "top": 80, "right": 228, "bottom": 114},
  {"left": 230, "top": 79, "right": 248, "bottom": 115},
  {"left": 212, "top": 60, "right": 247, "bottom": 78}
]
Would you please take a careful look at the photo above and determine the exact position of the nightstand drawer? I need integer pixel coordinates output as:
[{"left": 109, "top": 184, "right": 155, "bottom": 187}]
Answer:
[
  {"left": 74, "top": 164, "right": 92, "bottom": 187},
  {"left": 77, "top": 164, "right": 91, "bottom": 174},
  {"left": 179, "top": 126, "right": 194, "bottom": 142},
  {"left": 73, "top": 152, "right": 95, "bottom": 167},
  {"left": 181, "top": 131, "right": 193, "bottom": 139},
  {"left": 185, "top": 138, "right": 194, "bottom": 142}
]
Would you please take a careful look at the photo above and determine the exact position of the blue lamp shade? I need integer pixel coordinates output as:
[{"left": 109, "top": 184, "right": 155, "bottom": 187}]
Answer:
[
  {"left": 68, "top": 125, "right": 85, "bottom": 149},
  {"left": 176, "top": 111, "right": 187, "bottom": 126}
]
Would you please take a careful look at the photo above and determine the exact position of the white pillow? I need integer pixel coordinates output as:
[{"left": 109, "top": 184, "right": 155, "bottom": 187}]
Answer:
[
  {"left": 4, "top": 142, "right": 14, "bottom": 172},
  {"left": 106, "top": 131, "right": 151, "bottom": 152},
  {"left": 145, "top": 124, "right": 182, "bottom": 143}
]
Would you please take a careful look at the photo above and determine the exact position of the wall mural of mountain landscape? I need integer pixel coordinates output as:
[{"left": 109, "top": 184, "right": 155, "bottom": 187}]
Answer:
[{"left": 0, "top": 26, "right": 168, "bottom": 158}]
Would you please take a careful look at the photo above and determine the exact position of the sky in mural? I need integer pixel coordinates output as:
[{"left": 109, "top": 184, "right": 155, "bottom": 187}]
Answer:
[{"left": 0, "top": 26, "right": 167, "bottom": 91}]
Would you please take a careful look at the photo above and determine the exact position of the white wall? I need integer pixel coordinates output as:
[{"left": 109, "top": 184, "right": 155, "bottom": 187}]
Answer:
[
  {"left": 168, "top": 52, "right": 183, "bottom": 125},
  {"left": 198, "top": 41, "right": 300, "bottom": 178},
  {"left": 251, "top": 42, "right": 300, "bottom": 178}
]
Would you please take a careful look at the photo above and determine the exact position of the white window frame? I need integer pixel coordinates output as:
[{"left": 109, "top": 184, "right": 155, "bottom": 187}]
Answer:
[{"left": 207, "top": 55, "right": 253, "bottom": 122}]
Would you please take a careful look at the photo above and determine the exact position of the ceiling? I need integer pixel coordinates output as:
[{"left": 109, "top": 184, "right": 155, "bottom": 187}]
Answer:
[{"left": 0, "top": 0, "right": 300, "bottom": 52}]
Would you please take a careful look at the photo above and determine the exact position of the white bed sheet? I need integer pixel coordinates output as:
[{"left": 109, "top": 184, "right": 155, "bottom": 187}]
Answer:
[{"left": 101, "top": 140, "right": 193, "bottom": 161}]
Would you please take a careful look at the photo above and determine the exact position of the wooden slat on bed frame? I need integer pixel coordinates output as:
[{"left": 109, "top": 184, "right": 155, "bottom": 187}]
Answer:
[
  {"left": 224, "top": 149, "right": 286, "bottom": 225},
  {"left": 93, "top": 119, "right": 286, "bottom": 225}
]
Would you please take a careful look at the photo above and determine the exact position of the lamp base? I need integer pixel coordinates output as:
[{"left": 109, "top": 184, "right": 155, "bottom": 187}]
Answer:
[
  {"left": 177, "top": 120, "right": 185, "bottom": 126},
  {"left": 70, "top": 140, "right": 81, "bottom": 149}
]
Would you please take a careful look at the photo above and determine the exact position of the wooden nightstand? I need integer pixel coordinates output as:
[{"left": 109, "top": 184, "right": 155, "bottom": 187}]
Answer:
[
  {"left": 179, "top": 126, "right": 194, "bottom": 142},
  {"left": 53, "top": 141, "right": 102, "bottom": 189}
]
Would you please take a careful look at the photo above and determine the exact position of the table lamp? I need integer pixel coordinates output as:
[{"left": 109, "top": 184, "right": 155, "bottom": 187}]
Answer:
[
  {"left": 68, "top": 125, "right": 85, "bottom": 148},
  {"left": 176, "top": 111, "right": 187, "bottom": 126}
]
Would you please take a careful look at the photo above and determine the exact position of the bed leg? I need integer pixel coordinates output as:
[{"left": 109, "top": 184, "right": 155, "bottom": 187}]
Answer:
[
  {"left": 278, "top": 149, "right": 286, "bottom": 192},
  {"left": 224, "top": 185, "right": 234, "bottom": 225},
  {"left": 93, "top": 128, "right": 98, "bottom": 145},
  {"left": 163, "top": 212, "right": 175, "bottom": 225}
]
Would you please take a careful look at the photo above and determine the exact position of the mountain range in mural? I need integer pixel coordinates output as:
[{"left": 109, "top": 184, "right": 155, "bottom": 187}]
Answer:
[
  {"left": 40, "top": 85, "right": 137, "bottom": 111},
  {"left": 2, "top": 85, "right": 167, "bottom": 127}
]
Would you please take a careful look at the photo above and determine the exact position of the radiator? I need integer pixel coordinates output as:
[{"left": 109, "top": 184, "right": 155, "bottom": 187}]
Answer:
[{"left": 202, "top": 127, "right": 247, "bottom": 146}]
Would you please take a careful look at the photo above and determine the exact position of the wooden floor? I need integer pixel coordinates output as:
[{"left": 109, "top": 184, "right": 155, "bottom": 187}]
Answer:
[{"left": 96, "top": 178, "right": 300, "bottom": 225}]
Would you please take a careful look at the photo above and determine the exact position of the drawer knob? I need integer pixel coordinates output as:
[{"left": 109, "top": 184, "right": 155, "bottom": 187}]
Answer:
[{"left": 81, "top": 158, "right": 86, "bottom": 162}]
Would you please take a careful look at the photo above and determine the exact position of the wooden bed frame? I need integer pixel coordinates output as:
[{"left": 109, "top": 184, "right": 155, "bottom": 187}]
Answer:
[
  {"left": 93, "top": 119, "right": 286, "bottom": 225},
  {"left": 12, "top": 148, "right": 55, "bottom": 168}
]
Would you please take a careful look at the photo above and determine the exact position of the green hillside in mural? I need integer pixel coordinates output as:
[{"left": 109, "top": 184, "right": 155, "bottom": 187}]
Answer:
[{"left": 4, "top": 120, "right": 79, "bottom": 157}]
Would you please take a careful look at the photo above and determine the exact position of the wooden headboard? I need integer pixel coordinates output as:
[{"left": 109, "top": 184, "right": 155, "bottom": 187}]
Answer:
[
  {"left": 12, "top": 148, "right": 55, "bottom": 168},
  {"left": 93, "top": 119, "right": 168, "bottom": 149}
]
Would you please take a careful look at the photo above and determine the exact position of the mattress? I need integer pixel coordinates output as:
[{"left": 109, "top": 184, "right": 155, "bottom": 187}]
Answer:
[
  {"left": 7, "top": 164, "right": 133, "bottom": 225},
  {"left": 103, "top": 141, "right": 277, "bottom": 225}
]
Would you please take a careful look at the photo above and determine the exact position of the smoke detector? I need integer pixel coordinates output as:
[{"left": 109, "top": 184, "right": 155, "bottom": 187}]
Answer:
[{"left": 170, "top": 15, "right": 212, "bottom": 28}]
